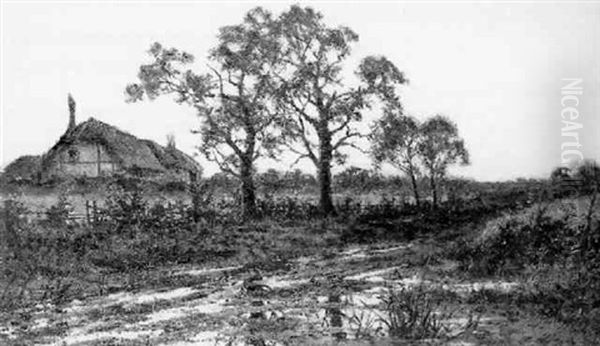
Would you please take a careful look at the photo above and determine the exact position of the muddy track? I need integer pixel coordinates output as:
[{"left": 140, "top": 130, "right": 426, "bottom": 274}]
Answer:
[{"left": 0, "top": 240, "right": 586, "bottom": 345}]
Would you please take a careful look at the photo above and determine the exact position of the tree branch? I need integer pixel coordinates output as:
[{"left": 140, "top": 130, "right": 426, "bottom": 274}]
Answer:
[{"left": 333, "top": 130, "right": 364, "bottom": 151}]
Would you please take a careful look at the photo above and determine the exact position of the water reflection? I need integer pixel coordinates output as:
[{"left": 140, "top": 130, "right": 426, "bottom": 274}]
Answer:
[{"left": 325, "top": 292, "right": 347, "bottom": 340}]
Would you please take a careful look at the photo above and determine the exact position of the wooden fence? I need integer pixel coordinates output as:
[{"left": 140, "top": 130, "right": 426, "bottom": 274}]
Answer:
[
  {"left": 1, "top": 199, "right": 193, "bottom": 225},
  {"left": 1, "top": 200, "right": 105, "bottom": 225}
]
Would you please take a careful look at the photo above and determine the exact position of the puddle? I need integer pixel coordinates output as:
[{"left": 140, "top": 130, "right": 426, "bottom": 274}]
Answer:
[
  {"left": 165, "top": 330, "right": 221, "bottom": 346},
  {"left": 110, "top": 287, "right": 199, "bottom": 306},
  {"left": 339, "top": 247, "right": 369, "bottom": 261},
  {"left": 64, "top": 287, "right": 200, "bottom": 315},
  {"left": 177, "top": 265, "right": 242, "bottom": 277},
  {"left": 396, "top": 274, "right": 429, "bottom": 287},
  {"left": 0, "top": 325, "right": 18, "bottom": 340},
  {"left": 341, "top": 247, "right": 365, "bottom": 256},
  {"left": 294, "top": 256, "right": 315, "bottom": 265},
  {"left": 142, "top": 300, "right": 225, "bottom": 325},
  {"left": 395, "top": 276, "right": 519, "bottom": 295},
  {"left": 345, "top": 267, "right": 402, "bottom": 283},
  {"left": 261, "top": 276, "right": 310, "bottom": 289},
  {"left": 314, "top": 292, "right": 387, "bottom": 340},
  {"left": 346, "top": 292, "right": 381, "bottom": 307},
  {"left": 346, "top": 267, "right": 519, "bottom": 297},
  {"left": 446, "top": 281, "right": 519, "bottom": 294},
  {"left": 49, "top": 329, "right": 161, "bottom": 345},
  {"left": 370, "top": 245, "right": 410, "bottom": 254},
  {"left": 32, "top": 318, "right": 49, "bottom": 330}
]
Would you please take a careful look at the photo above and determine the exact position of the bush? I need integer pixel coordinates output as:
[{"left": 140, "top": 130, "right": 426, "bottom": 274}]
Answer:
[
  {"left": 451, "top": 195, "right": 600, "bottom": 337},
  {"left": 380, "top": 284, "right": 448, "bottom": 339},
  {"left": 1, "top": 198, "right": 91, "bottom": 309},
  {"left": 453, "top": 203, "right": 581, "bottom": 276}
]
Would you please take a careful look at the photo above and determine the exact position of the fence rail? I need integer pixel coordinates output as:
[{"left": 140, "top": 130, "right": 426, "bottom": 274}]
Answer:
[
  {"left": 2, "top": 199, "right": 194, "bottom": 225},
  {"left": 2, "top": 200, "right": 104, "bottom": 224}
]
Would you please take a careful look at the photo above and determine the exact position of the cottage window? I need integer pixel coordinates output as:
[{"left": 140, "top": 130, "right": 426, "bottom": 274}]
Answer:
[{"left": 68, "top": 147, "right": 79, "bottom": 162}]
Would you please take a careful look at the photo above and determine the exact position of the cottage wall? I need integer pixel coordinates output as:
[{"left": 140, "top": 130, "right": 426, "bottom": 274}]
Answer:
[{"left": 51, "top": 143, "right": 120, "bottom": 177}]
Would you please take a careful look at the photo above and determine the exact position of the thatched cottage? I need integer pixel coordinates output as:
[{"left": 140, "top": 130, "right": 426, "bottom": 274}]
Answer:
[{"left": 3, "top": 95, "right": 202, "bottom": 183}]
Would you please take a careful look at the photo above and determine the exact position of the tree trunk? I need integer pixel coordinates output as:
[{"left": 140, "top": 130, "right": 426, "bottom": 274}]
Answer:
[
  {"left": 408, "top": 168, "right": 420, "bottom": 207},
  {"left": 429, "top": 173, "right": 438, "bottom": 209},
  {"left": 317, "top": 123, "right": 335, "bottom": 216},
  {"left": 318, "top": 155, "right": 335, "bottom": 215},
  {"left": 240, "top": 120, "right": 257, "bottom": 220},
  {"left": 240, "top": 159, "right": 256, "bottom": 219}
]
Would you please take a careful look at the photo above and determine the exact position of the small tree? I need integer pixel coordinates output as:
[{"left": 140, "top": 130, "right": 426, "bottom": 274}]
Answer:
[
  {"left": 371, "top": 107, "right": 422, "bottom": 206},
  {"left": 126, "top": 8, "right": 281, "bottom": 219},
  {"left": 417, "top": 115, "right": 469, "bottom": 208}
]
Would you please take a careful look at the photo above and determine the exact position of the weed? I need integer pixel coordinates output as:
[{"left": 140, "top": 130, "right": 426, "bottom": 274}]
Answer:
[{"left": 379, "top": 284, "right": 450, "bottom": 340}]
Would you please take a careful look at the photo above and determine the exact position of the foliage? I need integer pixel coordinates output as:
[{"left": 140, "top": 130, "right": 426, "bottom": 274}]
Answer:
[
  {"left": 271, "top": 5, "right": 407, "bottom": 214},
  {"left": 43, "top": 188, "right": 73, "bottom": 228},
  {"left": 455, "top": 205, "right": 575, "bottom": 275},
  {"left": 574, "top": 159, "right": 600, "bottom": 194},
  {"left": 379, "top": 284, "right": 451, "bottom": 340},
  {"left": 1, "top": 197, "right": 89, "bottom": 309},
  {"left": 104, "top": 180, "right": 149, "bottom": 230},
  {"left": 550, "top": 160, "right": 599, "bottom": 197},
  {"left": 126, "top": 8, "right": 283, "bottom": 218},
  {"left": 418, "top": 115, "right": 470, "bottom": 208},
  {"left": 371, "top": 107, "right": 422, "bottom": 204},
  {"left": 333, "top": 166, "right": 391, "bottom": 193},
  {"left": 451, "top": 194, "right": 600, "bottom": 336}
]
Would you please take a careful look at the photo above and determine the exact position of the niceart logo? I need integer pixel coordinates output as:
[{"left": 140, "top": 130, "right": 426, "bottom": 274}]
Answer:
[{"left": 561, "top": 78, "right": 583, "bottom": 166}]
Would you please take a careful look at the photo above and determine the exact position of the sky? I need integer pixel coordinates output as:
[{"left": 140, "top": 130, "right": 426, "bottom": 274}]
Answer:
[{"left": 1, "top": 1, "right": 599, "bottom": 181}]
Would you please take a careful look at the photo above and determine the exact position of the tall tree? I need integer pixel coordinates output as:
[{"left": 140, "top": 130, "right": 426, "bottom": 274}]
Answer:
[
  {"left": 417, "top": 115, "right": 469, "bottom": 208},
  {"left": 125, "top": 8, "right": 281, "bottom": 218},
  {"left": 370, "top": 107, "right": 422, "bottom": 206},
  {"left": 271, "top": 5, "right": 407, "bottom": 215}
]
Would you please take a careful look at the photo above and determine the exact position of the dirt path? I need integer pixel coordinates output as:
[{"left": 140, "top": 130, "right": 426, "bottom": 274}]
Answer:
[{"left": 0, "top": 240, "right": 585, "bottom": 345}]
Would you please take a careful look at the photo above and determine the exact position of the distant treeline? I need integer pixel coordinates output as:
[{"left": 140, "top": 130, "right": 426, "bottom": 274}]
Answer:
[
  {"left": 201, "top": 167, "right": 553, "bottom": 203},
  {"left": 2, "top": 162, "right": 597, "bottom": 208}
]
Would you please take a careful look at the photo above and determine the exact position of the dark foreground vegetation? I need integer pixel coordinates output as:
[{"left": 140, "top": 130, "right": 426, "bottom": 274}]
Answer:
[{"left": 1, "top": 162, "right": 599, "bottom": 344}]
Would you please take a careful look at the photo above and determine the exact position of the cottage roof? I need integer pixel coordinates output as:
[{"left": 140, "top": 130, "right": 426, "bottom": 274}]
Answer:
[
  {"left": 41, "top": 117, "right": 201, "bottom": 174},
  {"left": 2, "top": 155, "right": 41, "bottom": 180}
]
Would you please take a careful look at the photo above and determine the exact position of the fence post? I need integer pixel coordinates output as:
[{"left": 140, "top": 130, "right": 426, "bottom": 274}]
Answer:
[
  {"left": 85, "top": 200, "right": 90, "bottom": 224},
  {"left": 189, "top": 171, "right": 199, "bottom": 222},
  {"left": 92, "top": 201, "right": 98, "bottom": 224}
]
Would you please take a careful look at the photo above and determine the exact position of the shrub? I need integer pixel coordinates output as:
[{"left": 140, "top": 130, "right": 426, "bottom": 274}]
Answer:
[
  {"left": 378, "top": 284, "right": 468, "bottom": 341},
  {"left": 1, "top": 198, "right": 90, "bottom": 309},
  {"left": 454, "top": 203, "right": 580, "bottom": 275},
  {"left": 104, "top": 181, "right": 148, "bottom": 230},
  {"left": 44, "top": 189, "right": 73, "bottom": 227},
  {"left": 452, "top": 195, "right": 600, "bottom": 337}
]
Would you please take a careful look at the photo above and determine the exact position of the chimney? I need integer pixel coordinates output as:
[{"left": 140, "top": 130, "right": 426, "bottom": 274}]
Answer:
[
  {"left": 166, "top": 133, "right": 176, "bottom": 149},
  {"left": 67, "top": 93, "right": 76, "bottom": 131}
]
